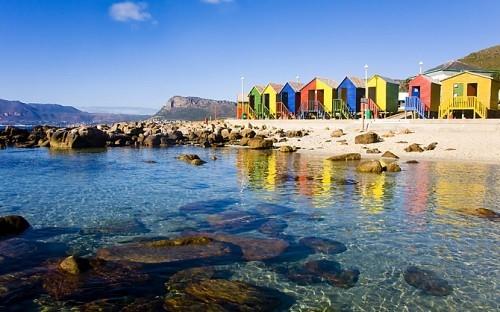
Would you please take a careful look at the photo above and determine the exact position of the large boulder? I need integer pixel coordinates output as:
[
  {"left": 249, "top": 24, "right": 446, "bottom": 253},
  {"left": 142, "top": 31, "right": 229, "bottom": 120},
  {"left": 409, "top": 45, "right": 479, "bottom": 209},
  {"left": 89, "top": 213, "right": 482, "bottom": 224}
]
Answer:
[
  {"left": 299, "top": 237, "right": 347, "bottom": 255},
  {"left": 247, "top": 138, "right": 273, "bottom": 150},
  {"left": 0, "top": 215, "right": 30, "bottom": 237},
  {"left": 330, "top": 129, "right": 344, "bottom": 138},
  {"left": 404, "top": 143, "right": 424, "bottom": 152},
  {"left": 327, "top": 153, "right": 361, "bottom": 161},
  {"left": 381, "top": 151, "right": 399, "bottom": 159},
  {"left": 142, "top": 135, "right": 161, "bottom": 147},
  {"left": 49, "top": 127, "right": 107, "bottom": 149},
  {"left": 96, "top": 236, "right": 234, "bottom": 264},
  {"left": 356, "top": 160, "right": 383, "bottom": 173},
  {"left": 404, "top": 266, "right": 453, "bottom": 296},
  {"left": 240, "top": 128, "right": 256, "bottom": 138},
  {"left": 354, "top": 132, "right": 379, "bottom": 144},
  {"left": 177, "top": 154, "right": 207, "bottom": 166}
]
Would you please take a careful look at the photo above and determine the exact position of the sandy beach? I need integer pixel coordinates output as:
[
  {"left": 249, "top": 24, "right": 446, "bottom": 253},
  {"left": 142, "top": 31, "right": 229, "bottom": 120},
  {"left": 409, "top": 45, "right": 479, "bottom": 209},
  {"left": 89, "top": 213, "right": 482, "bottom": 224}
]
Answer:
[{"left": 226, "top": 119, "right": 500, "bottom": 164}]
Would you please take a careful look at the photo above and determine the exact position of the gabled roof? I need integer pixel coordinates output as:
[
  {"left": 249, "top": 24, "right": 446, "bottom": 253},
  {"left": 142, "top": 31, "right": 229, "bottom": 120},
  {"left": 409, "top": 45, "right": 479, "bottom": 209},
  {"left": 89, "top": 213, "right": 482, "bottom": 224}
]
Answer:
[
  {"left": 281, "top": 81, "right": 304, "bottom": 93},
  {"left": 344, "top": 76, "right": 365, "bottom": 88},
  {"left": 316, "top": 77, "right": 338, "bottom": 89},
  {"left": 440, "top": 71, "right": 497, "bottom": 82},
  {"left": 411, "top": 74, "right": 441, "bottom": 85},
  {"left": 264, "top": 83, "right": 284, "bottom": 93},
  {"left": 424, "top": 60, "right": 485, "bottom": 74},
  {"left": 249, "top": 85, "right": 265, "bottom": 94},
  {"left": 371, "top": 75, "right": 400, "bottom": 85}
]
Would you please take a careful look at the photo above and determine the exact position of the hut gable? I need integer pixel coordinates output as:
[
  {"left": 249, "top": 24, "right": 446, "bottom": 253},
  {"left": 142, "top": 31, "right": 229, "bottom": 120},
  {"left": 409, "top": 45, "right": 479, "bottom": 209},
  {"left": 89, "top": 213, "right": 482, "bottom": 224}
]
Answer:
[{"left": 316, "top": 77, "right": 338, "bottom": 89}]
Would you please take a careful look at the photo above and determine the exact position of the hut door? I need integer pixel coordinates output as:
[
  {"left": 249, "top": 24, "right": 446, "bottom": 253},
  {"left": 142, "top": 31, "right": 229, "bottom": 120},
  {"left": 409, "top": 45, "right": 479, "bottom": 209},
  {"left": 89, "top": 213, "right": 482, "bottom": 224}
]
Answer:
[
  {"left": 249, "top": 95, "right": 255, "bottom": 109},
  {"left": 341, "top": 88, "right": 348, "bottom": 102},
  {"left": 453, "top": 83, "right": 463, "bottom": 97},
  {"left": 308, "top": 90, "right": 315, "bottom": 105},
  {"left": 412, "top": 86, "right": 420, "bottom": 98},
  {"left": 282, "top": 92, "right": 288, "bottom": 107},
  {"left": 264, "top": 94, "right": 270, "bottom": 109},
  {"left": 467, "top": 83, "right": 478, "bottom": 97},
  {"left": 368, "top": 87, "right": 376, "bottom": 102},
  {"left": 317, "top": 90, "right": 325, "bottom": 105}
]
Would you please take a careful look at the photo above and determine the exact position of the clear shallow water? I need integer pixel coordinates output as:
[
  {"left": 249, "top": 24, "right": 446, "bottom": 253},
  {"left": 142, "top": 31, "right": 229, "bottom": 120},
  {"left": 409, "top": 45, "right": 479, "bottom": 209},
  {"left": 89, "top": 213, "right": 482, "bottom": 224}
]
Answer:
[{"left": 0, "top": 146, "right": 499, "bottom": 311}]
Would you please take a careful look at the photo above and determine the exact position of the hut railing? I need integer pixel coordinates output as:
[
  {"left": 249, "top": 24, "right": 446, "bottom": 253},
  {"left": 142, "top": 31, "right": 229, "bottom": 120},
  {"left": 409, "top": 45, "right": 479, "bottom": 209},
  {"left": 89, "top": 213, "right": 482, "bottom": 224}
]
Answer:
[
  {"left": 276, "top": 101, "right": 292, "bottom": 119},
  {"left": 438, "top": 96, "right": 487, "bottom": 119},
  {"left": 332, "top": 99, "right": 354, "bottom": 119},
  {"left": 405, "top": 96, "right": 427, "bottom": 119},
  {"left": 245, "top": 104, "right": 256, "bottom": 119},
  {"left": 361, "top": 98, "right": 380, "bottom": 118},
  {"left": 299, "top": 100, "right": 327, "bottom": 119}
]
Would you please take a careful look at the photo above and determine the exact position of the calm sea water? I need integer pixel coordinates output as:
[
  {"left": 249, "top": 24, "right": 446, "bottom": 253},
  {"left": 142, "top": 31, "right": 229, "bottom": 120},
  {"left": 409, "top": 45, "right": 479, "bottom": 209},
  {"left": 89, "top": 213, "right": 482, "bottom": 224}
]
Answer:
[{"left": 0, "top": 146, "right": 499, "bottom": 311}]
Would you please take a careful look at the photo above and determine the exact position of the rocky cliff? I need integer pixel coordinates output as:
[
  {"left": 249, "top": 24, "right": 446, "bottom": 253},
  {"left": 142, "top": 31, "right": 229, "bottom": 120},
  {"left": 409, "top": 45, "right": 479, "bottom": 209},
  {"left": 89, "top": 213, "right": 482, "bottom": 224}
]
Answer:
[{"left": 153, "top": 96, "right": 236, "bottom": 121}]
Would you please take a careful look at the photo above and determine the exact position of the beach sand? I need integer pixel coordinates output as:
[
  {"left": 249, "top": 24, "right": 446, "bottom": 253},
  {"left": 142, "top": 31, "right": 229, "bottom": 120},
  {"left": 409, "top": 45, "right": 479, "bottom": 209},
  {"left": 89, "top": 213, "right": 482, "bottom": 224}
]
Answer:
[{"left": 226, "top": 119, "right": 500, "bottom": 164}]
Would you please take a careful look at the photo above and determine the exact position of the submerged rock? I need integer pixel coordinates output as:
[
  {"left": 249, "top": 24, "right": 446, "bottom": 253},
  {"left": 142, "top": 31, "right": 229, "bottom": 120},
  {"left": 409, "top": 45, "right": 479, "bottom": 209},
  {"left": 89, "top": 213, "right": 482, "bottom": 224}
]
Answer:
[
  {"left": 96, "top": 236, "right": 234, "bottom": 264},
  {"left": 179, "top": 198, "right": 239, "bottom": 214},
  {"left": 355, "top": 132, "right": 379, "bottom": 144},
  {"left": 299, "top": 237, "right": 347, "bottom": 255},
  {"left": 468, "top": 208, "right": 499, "bottom": 221},
  {"left": 356, "top": 160, "right": 383, "bottom": 174},
  {"left": 164, "top": 278, "right": 291, "bottom": 312},
  {"left": 58, "top": 256, "right": 91, "bottom": 275},
  {"left": 0, "top": 215, "right": 30, "bottom": 237},
  {"left": 176, "top": 154, "right": 206, "bottom": 166},
  {"left": 404, "top": 266, "right": 453, "bottom": 296},
  {"left": 280, "top": 260, "right": 359, "bottom": 288},
  {"left": 327, "top": 153, "right": 361, "bottom": 161},
  {"left": 253, "top": 203, "right": 294, "bottom": 216},
  {"left": 206, "top": 211, "right": 266, "bottom": 233},
  {"left": 258, "top": 219, "right": 288, "bottom": 237}
]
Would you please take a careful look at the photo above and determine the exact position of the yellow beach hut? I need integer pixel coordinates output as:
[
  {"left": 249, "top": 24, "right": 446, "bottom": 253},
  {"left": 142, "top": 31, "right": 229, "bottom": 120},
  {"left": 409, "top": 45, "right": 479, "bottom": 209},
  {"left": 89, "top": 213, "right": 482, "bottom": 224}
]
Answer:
[
  {"left": 439, "top": 71, "right": 500, "bottom": 119},
  {"left": 366, "top": 75, "right": 399, "bottom": 115},
  {"left": 262, "top": 83, "right": 284, "bottom": 119}
]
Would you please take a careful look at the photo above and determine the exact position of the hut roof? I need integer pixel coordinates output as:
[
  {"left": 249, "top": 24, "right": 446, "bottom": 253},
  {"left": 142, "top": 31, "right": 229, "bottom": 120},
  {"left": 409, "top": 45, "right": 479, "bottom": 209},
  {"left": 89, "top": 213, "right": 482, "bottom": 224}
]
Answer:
[
  {"left": 424, "top": 60, "right": 485, "bottom": 74},
  {"left": 373, "top": 75, "right": 400, "bottom": 85},
  {"left": 265, "top": 83, "right": 284, "bottom": 93},
  {"left": 412, "top": 74, "right": 441, "bottom": 85},
  {"left": 348, "top": 76, "right": 365, "bottom": 88},
  {"left": 440, "top": 71, "right": 498, "bottom": 82},
  {"left": 283, "top": 82, "right": 304, "bottom": 93},
  {"left": 316, "top": 77, "right": 338, "bottom": 88},
  {"left": 251, "top": 85, "right": 265, "bottom": 93}
]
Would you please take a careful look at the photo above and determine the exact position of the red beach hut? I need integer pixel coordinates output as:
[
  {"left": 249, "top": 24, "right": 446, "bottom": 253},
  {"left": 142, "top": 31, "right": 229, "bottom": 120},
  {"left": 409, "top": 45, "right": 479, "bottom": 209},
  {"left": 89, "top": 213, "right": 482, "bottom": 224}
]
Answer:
[{"left": 407, "top": 74, "right": 441, "bottom": 118}]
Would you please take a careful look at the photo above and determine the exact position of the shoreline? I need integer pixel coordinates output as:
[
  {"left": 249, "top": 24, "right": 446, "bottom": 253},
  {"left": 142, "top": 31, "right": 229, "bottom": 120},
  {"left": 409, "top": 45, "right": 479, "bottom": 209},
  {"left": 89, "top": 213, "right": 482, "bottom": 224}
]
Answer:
[{"left": 226, "top": 119, "right": 500, "bottom": 165}]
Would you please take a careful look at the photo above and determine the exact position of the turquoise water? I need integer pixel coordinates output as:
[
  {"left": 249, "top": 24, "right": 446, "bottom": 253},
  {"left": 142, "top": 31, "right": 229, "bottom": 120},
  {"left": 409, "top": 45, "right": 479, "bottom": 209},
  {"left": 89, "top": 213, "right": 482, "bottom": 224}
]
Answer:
[{"left": 0, "top": 146, "right": 499, "bottom": 311}]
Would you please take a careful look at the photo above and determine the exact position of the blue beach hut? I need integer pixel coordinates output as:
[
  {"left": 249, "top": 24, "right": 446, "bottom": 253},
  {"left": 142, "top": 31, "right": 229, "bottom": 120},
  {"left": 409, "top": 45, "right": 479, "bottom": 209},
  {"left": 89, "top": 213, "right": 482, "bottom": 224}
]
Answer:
[
  {"left": 337, "top": 76, "right": 366, "bottom": 113},
  {"left": 279, "top": 82, "right": 304, "bottom": 117}
]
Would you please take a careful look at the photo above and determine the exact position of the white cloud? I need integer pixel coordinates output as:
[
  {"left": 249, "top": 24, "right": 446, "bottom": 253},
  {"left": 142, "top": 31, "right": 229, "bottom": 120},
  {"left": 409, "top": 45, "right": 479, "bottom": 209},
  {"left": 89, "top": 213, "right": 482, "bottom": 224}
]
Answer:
[
  {"left": 201, "top": 0, "right": 233, "bottom": 4},
  {"left": 109, "top": 1, "right": 152, "bottom": 22}
]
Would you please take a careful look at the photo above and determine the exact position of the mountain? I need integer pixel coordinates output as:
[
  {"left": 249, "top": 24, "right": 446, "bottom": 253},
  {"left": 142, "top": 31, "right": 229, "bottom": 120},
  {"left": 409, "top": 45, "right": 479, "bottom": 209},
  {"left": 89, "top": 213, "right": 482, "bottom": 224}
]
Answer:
[
  {"left": 459, "top": 45, "right": 500, "bottom": 71},
  {"left": 0, "top": 99, "right": 148, "bottom": 125},
  {"left": 154, "top": 96, "right": 236, "bottom": 120}
]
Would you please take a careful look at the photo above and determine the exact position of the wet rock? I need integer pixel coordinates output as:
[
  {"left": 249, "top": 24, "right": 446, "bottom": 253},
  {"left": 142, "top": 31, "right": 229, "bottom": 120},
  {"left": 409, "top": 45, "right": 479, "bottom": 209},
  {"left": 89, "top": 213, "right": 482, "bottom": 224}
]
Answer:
[
  {"left": 143, "top": 135, "right": 161, "bottom": 147},
  {"left": 279, "top": 145, "right": 296, "bottom": 153},
  {"left": 240, "top": 128, "right": 256, "bottom": 138},
  {"left": 0, "top": 215, "right": 30, "bottom": 237},
  {"left": 50, "top": 127, "right": 107, "bottom": 149},
  {"left": 470, "top": 208, "right": 499, "bottom": 220},
  {"left": 404, "top": 266, "right": 453, "bottom": 296},
  {"left": 330, "top": 129, "right": 344, "bottom": 137},
  {"left": 254, "top": 203, "right": 294, "bottom": 216},
  {"left": 164, "top": 279, "right": 290, "bottom": 312},
  {"left": 404, "top": 143, "right": 424, "bottom": 153},
  {"left": 80, "top": 219, "right": 150, "bottom": 236},
  {"left": 355, "top": 132, "right": 379, "bottom": 144},
  {"left": 366, "top": 148, "right": 381, "bottom": 154},
  {"left": 327, "top": 153, "right": 361, "bottom": 161},
  {"left": 177, "top": 154, "right": 206, "bottom": 166},
  {"left": 258, "top": 219, "right": 288, "bottom": 237},
  {"left": 206, "top": 211, "right": 266, "bottom": 233},
  {"left": 299, "top": 237, "right": 347, "bottom": 255},
  {"left": 178, "top": 198, "right": 239, "bottom": 214},
  {"left": 59, "top": 256, "right": 91, "bottom": 275},
  {"left": 96, "top": 236, "right": 234, "bottom": 264},
  {"left": 406, "top": 160, "right": 419, "bottom": 164},
  {"left": 381, "top": 151, "right": 399, "bottom": 159},
  {"left": 356, "top": 160, "right": 383, "bottom": 174},
  {"left": 196, "top": 232, "right": 289, "bottom": 261},
  {"left": 229, "top": 131, "right": 242, "bottom": 141},
  {"left": 247, "top": 138, "right": 273, "bottom": 150},
  {"left": 386, "top": 162, "right": 402, "bottom": 172},
  {"left": 0, "top": 266, "right": 47, "bottom": 304},
  {"left": 425, "top": 142, "right": 438, "bottom": 151},
  {"left": 280, "top": 260, "right": 359, "bottom": 288}
]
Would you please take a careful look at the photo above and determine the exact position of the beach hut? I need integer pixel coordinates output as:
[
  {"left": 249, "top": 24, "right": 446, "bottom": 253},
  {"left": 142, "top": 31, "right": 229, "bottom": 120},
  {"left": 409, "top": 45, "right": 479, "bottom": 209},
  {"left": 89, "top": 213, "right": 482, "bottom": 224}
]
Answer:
[
  {"left": 279, "top": 82, "right": 304, "bottom": 118},
  {"left": 262, "top": 83, "right": 284, "bottom": 119},
  {"left": 366, "top": 75, "right": 399, "bottom": 116},
  {"left": 406, "top": 75, "right": 441, "bottom": 118},
  {"left": 439, "top": 71, "right": 500, "bottom": 119},
  {"left": 248, "top": 85, "right": 264, "bottom": 119},
  {"left": 299, "top": 77, "right": 338, "bottom": 119},
  {"left": 336, "top": 76, "right": 365, "bottom": 118},
  {"left": 235, "top": 94, "right": 249, "bottom": 119}
]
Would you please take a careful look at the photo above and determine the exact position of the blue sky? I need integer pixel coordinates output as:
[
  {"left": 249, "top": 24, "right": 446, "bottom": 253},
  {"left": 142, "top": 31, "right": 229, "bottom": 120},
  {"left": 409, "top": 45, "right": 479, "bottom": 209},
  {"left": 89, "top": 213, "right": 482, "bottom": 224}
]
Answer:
[{"left": 0, "top": 0, "right": 499, "bottom": 113}]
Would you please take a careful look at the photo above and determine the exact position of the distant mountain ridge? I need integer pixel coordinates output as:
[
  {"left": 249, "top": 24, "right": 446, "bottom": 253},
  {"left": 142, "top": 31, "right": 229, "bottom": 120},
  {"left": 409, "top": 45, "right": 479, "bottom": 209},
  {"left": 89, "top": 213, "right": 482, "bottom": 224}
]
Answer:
[
  {"left": 459, "top": 45, "right": 500, "bottom": 71},
  {"left": 0, "top": 99, "right": 148, "bottom": 125},
  {"left": 154, "top": 96, "right": 236, "bottom": 120}
]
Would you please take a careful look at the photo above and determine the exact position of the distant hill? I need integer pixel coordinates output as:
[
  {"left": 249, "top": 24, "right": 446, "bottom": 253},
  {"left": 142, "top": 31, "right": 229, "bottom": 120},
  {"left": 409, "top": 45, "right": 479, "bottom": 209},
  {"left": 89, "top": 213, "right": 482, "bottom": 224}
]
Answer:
[
  {"left": 459, "top": 45, "right": 500, "bottom": 70},
  {"left": 0, "top": 99, "right": 148, "bottom": 125},
  {"left": 154, "top": 96, "right": 236, "bottom": 120}
]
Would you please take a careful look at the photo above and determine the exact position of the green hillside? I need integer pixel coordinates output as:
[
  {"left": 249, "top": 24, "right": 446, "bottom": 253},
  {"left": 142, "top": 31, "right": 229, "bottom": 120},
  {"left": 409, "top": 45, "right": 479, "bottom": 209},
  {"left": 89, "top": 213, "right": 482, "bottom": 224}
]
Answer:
[{"left": 459, "top": 45, "right": 500, "bottom": 70}]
